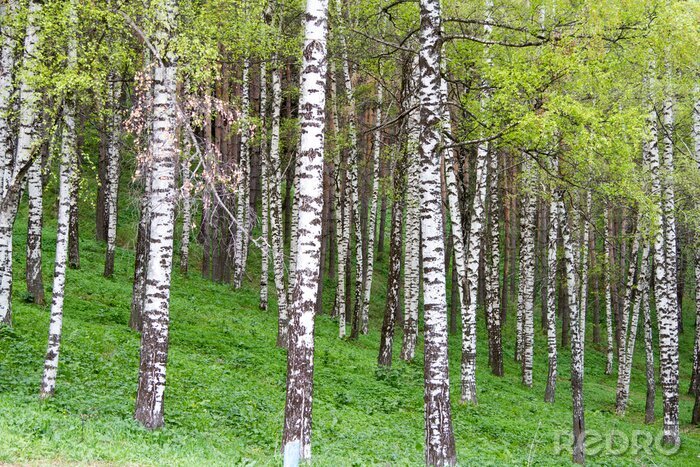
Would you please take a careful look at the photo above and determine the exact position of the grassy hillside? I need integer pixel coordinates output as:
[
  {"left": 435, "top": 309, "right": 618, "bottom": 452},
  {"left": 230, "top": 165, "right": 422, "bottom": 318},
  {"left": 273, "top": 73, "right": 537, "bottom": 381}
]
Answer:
[{"left": 1, "top": 201, "right": 699, "bottom": 466}]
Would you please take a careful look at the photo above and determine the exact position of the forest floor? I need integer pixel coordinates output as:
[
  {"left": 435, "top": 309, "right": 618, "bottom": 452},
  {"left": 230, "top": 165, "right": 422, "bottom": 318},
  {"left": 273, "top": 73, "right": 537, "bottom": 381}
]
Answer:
[{"left": 1, "top": 207, "right": 700, "bottom": 466}]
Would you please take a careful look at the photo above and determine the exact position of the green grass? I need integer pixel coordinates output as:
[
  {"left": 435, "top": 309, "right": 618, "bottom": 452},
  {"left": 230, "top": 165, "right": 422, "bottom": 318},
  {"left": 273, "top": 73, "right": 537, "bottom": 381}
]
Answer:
[{"left": 1, "top": 200, "right": 699, "bottom": 466}]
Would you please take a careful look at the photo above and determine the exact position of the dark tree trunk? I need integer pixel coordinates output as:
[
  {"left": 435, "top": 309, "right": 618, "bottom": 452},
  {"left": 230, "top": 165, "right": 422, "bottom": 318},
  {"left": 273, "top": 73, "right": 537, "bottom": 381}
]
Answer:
[{"left": 68, "top": 149, "right": 80, "bottom": 270}]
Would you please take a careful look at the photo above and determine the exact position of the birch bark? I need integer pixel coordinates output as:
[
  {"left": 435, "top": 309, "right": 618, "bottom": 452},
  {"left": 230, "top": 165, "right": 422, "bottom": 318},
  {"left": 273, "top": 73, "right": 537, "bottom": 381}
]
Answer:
[{"left": 281, "top": 0, "right": 328, "bottom": 461}]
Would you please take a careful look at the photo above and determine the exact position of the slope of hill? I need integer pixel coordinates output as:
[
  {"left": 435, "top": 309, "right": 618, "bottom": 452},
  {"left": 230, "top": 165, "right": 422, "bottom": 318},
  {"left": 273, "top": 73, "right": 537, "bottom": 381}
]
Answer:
[{"left": 1, "top": 209, "right": 699, "bottom": 466}]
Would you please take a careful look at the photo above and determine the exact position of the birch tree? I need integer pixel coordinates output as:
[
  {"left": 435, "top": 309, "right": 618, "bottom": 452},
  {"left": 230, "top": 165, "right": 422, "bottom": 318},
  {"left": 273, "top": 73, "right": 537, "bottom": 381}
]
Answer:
[
  {"left": 134, "top": 0, "right": 179, "bottom": 429},
  {"left": 417, "top": 0, "right": 456, "bottom": 463},
  {"left": 39, "top": 0, "right": 78, "bottom": 398},
  {"left": 233, "top": 59, "right": 251, "bottom": 289},
  {"left": 259, "top": 61, "right": 269, "bottom": 310},
  {"left": 0, "top": 0, "right": 43, "bottom": 324},
  {"left": 545, "top": 159, "right": 561, "bottom": 403},
  {"left": 270, "top": 60, "right": 288, "bottom": 347},
  {"left": 104, "top": 73, "right": 122, "bottom": 278},
  {"left": 281, "top": 0, "right": 328, "bottom": 461},
  {"left": 361, "top": 86, "right": 382, "bottom": 334},
  {"left": 648, "top": 96, "right": 680, "bottom": 446}
]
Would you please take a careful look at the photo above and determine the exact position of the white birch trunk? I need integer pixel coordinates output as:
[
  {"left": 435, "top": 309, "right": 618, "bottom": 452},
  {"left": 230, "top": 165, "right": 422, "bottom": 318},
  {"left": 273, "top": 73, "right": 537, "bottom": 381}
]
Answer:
[
  {"left": 519, "top": 166, "right": 537, "bottom": 388},
  {"left": 233, "top": 59, "right": 251, "bottom": 289},
  {"left": 259, "top": 60, "right": 269, "bottom": 310},
  {"left": 360, "top": 86, "right": 381, "bottom": 334},
  {"left": 134, "top": 0, "right": 178, "bottom": 429},
  {"left": 0, "top": 0, "right": 17, "bottom": 198},
  {"left": 331, "top": 64, "right": 348, "bottom": 336},
  {"left": 0, "top": 0, "right": 42, "bottom": 324},
  {"left": 648, "top": 99, "right": 680, "bottom": 445},
  {"left": 104, "top": 73, "right": 122, "bottom": 278},
  {"left": 562, "top": 201, "right": 586, "bottom": 464},
  {"left": 281, "top": 0, "right": 328, "bottom": 460},
  {"left": 400, "top": 62, "right": 421, "bottom": 361},
  {"left": 39, "top": 3, "right": 77, "bottom": 397},
  {"left": 604, "top": 208, "right": 614, "bottom": 374},
  {"left": 545, "top": 159, "right": 561, "bottom": 402},
  {"left": 270, "top": 61, "right": 288, "bottom": 347},
  {"left": 417, "top": 1, "right": 456, "bottom": 463}
]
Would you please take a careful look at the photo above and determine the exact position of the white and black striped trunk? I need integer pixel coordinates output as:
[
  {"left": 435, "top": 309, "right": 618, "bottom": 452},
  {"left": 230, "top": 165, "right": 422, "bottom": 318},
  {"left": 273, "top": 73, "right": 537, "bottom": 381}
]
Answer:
[
  {"left": 0, "top": 0, "right": 17, "bottom": 199},
  {"left": 378, "top": 164, "right": 404, "bottom": 367},
  {"left": 39, "top": 8, "right": 77, "bottom": 396},
  {"left": 648, "top": 103, "right": 680, "bottom": 445},
  {"left": 270, "top": 63, "right": 288, "bottom": 348},
  {"left": 104, "top": 74, "right": 122, "bottom": 278},
  {"left": 259, "top": 61, "right": 269, "bottom": 310},
  {"left": 360, "top": 87, "right": 382, "bottom": 334},
  {"left": 545, "top": 159, "right": 561, "bottom": 402},
  {"left": 417, "top": 1, "right": 457, "bottom": 463},
  {"left": 25, "top": 131, "right": 45, "bottom": 305},
  {"left": 134, "top": 0, "right": 178, "bottom": 427},
  {"left": 562, "top": 201, "right": 586, "bottom": 464},
  {"left": 615, "top": 229, "right": 641, "bottom": 414},
  {"left": 233, "top": 59, "right": 251, "bottom": 289},
  {"left": 518, "top": 167, "right": 537, "bottom": 388},
  {"left": 0, "top": 0, "right": 42, "bottom": 324},
  {"left": 603, "top": 208, "right": 614, "bottom": 375},
  {"left": 400, "top": 69, "right": 421, "bottom": 361},
  {"left": 281, "top": 0, "right": 328, "bottom": 461}
]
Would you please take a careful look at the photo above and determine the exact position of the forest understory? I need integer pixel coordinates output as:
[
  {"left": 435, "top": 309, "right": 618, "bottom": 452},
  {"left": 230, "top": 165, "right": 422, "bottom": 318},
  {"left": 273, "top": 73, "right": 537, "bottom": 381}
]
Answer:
[{"left": 0, "top": 204, "right": 698, "bottom": 465}]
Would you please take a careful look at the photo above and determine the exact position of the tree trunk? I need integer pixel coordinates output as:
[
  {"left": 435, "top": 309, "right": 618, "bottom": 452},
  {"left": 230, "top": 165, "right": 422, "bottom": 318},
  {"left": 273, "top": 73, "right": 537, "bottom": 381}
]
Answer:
[
  {"left": 518, "top": 167, "right": 537, "bottom": 387},
  {"left": 233, "top": 59, "right": 251, "bottom": 289},
  {"left": 281, "top": 1, "right": 328, "bottom": 461},
  {"left": 417, "top": 2, "right": 457, "bottom": 463},
  {"left": 562, "top": 201, "right": 586, "bottom": 464},
  {"left": 0, "top": 0, "right": 42, "bottom": 324},
  {"left": 486, "top": 147, "right": 502, "bottom": 376},
  {"left": 104, "top": 74, "right": 122, "bottom": 278},
  {"left": 545, "top": 160, "right": 561, "bottom": 403},
  {"left": 360, "top": 87, "right": 382, "bottom": 334},
  {"left": 26, "top": 155, "right": 44, "bottom": 304},
  {"left": 134, "top": 2, "right": 178, "bottom": 428},
  {"left": 648, "top": 100, "right": 680, "bottom": 446},
  {"left": 400, "top": 63, "right": 420, "bottom": 362},
  {"left": 270, "top": 61, "right": 288, "bottom": 348},
  {"left": 378, "top": 178, "right": 403, "bottom": 367},
  {"left": 39, "top": 14, "right": 77, "bottom": 396},
  {"left": 604, "top": 209, "right": 614, "bottom": 374},
  {"left": 259, "top": 61, "right": 269, "bottom": 310},
  {"left": 615, "top": 233, "right": 643, "bottom": 415}
]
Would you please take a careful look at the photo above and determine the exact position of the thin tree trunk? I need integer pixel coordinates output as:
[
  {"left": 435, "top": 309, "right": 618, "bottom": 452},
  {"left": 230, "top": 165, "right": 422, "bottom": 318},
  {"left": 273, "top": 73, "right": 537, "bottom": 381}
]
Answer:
[
  {"left": 39, "top": 11, "right": 77, "bottom": 396},
  {"left": 604, "top": 209, "right": 614, "bottom": 374},
  {"left": 259, "top": 61, "right": 269, "bottom": 310},
  {"left": 270, "top": 60, "right": 288, "bottom": 347},
  {"left": 519, "top": 167, "right": 537, "bottom": 387},
  {"left": 26, "top": 153, "right": 45, "bottom": 304},
  {"left": 400, "top": 63, "right": 420, "bottom": 362},
  {"left": 0, "top": 0, "right": 42, "bottom": 324},
  {"left": 378, "top": 178, "right": 403, "bottom": 367},
  {"left": 615, "top": 231, "right": 642, "bottom": 415},
  {"left": 281, "top": 1, "right": 328, "bottom": 460},
  {"left": 233, "top": 60, "right": 251, "bottom": 288},
  {"left": 360, "top": 87, "right": 382, "bottom": 334},
  {"left": 562, "top": 201, "right": 586, "bottom": 464},
  {"left": 545, "top": 160, "right": 561, "bottom": 403},
  {"left": 486, "top": 147, "right": 502, "bottom": 376},
  {"left": 104, "top": 74, "right": 122, "bottom": 278}
]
